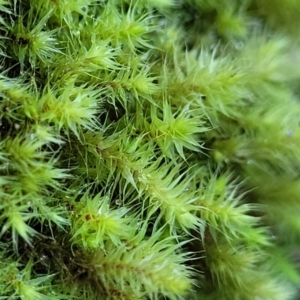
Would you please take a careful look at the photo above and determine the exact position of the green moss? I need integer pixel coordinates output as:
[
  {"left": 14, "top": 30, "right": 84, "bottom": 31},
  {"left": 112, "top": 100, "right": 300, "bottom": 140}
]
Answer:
[{"left": 0, "top": 0, "right": 300, "bottom": 299}]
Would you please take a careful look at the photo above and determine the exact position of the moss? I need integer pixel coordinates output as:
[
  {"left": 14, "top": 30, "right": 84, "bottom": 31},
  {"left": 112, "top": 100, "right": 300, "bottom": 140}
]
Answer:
[{"left": 0, "top": 0, "right": 300, "bottom": 299}]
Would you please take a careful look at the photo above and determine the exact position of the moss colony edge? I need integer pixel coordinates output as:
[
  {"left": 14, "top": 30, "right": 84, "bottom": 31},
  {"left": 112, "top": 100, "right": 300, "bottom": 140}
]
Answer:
[{"left": 1, "top": 0, "right": 300, "bottom": 299}]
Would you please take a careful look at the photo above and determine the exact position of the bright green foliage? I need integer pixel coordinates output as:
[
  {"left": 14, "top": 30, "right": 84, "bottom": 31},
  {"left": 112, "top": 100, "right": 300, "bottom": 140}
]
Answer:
[
  {"left": 147, "top": 101, "right": 209, "bottom": 158},
  {"left": 39, "top": 84, "right": 101, "bottom": 138},
  {"left": 1, "top": 0, "right": 300, "bottom": 299},
  {"left": 195, "top": 173, "right": 269, "bottom": 246},
  {"left": 70, "top": 193, "right": 135, "bottom": 249},
  {"left": 0, "top": 257, "right": 60, "bottom": 300},
  {"left": 82, "top": 231, "right": 194, "bottom": 300}
]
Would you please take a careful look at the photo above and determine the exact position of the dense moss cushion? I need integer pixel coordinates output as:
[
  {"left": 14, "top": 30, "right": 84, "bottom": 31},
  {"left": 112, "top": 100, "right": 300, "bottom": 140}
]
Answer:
[{"left": 1, "top": 0, "right": 300, "bottom": 299}]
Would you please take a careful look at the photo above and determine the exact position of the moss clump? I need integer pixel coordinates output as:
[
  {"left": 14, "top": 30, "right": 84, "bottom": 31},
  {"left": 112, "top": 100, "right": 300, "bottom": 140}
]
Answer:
[{"left": 1, "top": 1, "right": 300, "bottom": 299}]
